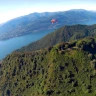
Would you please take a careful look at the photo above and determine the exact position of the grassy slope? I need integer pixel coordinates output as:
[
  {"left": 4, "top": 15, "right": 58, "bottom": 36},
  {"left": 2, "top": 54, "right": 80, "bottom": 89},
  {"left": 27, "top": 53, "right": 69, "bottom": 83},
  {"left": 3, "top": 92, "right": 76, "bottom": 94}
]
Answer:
[{"left": 1, "top": 37, "right": 96, "bottom": 96}]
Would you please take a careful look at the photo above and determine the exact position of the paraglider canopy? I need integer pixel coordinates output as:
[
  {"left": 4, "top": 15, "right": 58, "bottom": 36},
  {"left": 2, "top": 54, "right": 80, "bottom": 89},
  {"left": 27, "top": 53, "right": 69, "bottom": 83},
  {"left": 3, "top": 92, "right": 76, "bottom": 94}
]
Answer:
[{"left": 51, "top": 19, "right": 58, "bottom": 24}]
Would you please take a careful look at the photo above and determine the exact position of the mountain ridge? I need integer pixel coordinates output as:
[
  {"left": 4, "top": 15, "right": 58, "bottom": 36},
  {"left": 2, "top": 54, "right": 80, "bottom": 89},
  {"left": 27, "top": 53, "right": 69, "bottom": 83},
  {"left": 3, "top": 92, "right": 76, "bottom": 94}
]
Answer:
[{"left": 16, "top": 24, "right": 96, "bottom": 52}]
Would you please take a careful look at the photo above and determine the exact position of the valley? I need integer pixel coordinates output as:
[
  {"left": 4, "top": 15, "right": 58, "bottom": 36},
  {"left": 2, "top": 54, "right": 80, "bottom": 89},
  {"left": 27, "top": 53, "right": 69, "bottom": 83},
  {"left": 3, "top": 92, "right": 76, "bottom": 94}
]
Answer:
[{"left": 1, "top": 9, "right": 96, "bottom": 60}]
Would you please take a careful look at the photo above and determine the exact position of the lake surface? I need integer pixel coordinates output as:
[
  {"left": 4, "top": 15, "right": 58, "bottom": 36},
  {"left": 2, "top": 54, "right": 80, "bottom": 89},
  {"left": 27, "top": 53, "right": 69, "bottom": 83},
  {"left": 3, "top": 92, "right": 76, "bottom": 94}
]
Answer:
[
  {"left": 1, "top": 20, "right": 96, "bottom": 60},
  {"left": 0, "top": 29, "right": 54, "bottom": 60}
]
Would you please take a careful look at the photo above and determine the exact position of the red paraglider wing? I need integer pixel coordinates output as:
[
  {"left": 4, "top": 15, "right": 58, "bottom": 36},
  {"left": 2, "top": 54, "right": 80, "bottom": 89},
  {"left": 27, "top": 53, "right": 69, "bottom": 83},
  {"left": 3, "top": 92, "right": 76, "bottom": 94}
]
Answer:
[{"left": 51, "top": 19, "right": 58, "bottom": 24}]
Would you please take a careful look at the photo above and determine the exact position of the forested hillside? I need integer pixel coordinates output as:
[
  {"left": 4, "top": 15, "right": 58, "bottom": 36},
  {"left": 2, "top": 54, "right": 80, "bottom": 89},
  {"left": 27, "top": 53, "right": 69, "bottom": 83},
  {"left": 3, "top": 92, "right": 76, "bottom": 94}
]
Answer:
[
  {"left": 17, "top": 24, "right": 96, "bottom": 52},
  {"left": 1, "top": 37, "right": 96, "bottom": 96}
]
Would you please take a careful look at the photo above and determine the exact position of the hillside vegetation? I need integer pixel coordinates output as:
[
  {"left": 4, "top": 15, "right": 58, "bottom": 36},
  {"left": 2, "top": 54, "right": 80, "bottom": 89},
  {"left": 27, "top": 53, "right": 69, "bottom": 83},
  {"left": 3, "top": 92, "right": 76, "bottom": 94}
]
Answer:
[
  {"left": 1, "top": 37, "right": 96, "bottom": 96},
  {"left": 17, "top": 24, "right": 96, "bottom": 52},
  {"left": 1, "top": 9, "right": 96, "bottom": 40}
]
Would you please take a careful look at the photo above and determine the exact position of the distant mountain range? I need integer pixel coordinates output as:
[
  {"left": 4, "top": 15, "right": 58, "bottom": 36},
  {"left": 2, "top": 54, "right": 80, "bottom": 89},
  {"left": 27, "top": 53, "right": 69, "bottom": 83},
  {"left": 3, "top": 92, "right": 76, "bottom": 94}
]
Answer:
[{"left": 1, "top": 9, "right": 96, "bottom": 40}]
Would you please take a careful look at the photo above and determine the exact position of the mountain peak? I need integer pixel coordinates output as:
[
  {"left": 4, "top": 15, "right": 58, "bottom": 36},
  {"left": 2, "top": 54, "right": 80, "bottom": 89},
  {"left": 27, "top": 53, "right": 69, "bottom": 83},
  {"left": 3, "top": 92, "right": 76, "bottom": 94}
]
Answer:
[{"left": 68, "top": 9, "right": 87, "bottom": 12}]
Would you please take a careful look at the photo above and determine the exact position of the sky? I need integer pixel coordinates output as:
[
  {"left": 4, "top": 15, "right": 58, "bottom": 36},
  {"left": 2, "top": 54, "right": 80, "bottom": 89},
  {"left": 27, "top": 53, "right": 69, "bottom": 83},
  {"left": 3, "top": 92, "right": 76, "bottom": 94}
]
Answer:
[{"left": 0, "top": 0, "right": 96, "bottom": 24}]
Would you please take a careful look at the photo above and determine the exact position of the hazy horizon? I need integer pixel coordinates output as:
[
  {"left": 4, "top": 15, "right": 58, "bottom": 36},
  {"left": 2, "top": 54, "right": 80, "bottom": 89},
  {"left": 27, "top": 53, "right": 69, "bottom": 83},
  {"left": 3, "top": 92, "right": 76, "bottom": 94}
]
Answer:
[{"left": 0, "top": 0, "right": 96, "bottom": 24}]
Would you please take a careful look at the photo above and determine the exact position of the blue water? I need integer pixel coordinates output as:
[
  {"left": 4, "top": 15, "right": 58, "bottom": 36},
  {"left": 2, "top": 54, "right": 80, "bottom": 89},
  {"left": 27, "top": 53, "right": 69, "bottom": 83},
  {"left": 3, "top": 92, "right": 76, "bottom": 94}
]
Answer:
[{"left": 0, "top": 29, "right": 54, "bottom": 60}]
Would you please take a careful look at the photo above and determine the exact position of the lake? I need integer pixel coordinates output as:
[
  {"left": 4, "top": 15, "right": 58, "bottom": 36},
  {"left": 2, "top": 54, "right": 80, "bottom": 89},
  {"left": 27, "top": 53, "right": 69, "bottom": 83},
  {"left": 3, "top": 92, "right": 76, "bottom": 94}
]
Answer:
[{"left": 0, "top": 29, "right": 54, "bottom": 60}]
